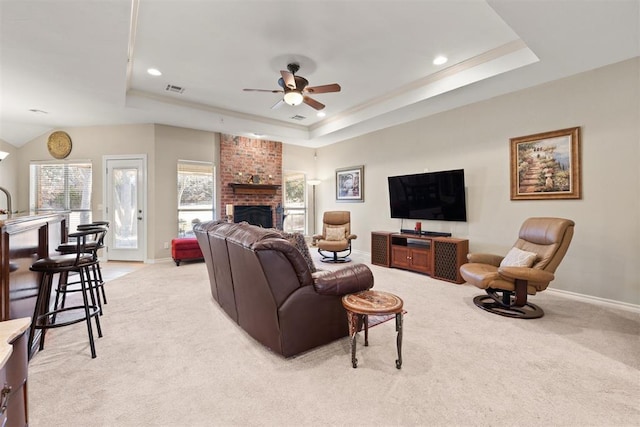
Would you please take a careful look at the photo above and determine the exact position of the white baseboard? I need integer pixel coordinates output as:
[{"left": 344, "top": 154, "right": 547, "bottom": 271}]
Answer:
[
  {"left": 359, "top": 250, "right": 639, "bottom": 313},
  {"left": 547, "top": 287, "right": 640, "bottom": 313}
]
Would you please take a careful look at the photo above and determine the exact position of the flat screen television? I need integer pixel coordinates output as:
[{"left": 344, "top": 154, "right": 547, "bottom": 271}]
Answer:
[{"left": 387, "top": 169, "right": 467, "bottom": 221}]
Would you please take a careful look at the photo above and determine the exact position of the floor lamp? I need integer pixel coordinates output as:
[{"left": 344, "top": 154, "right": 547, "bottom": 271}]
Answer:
[{"left": 307, "top": 179, "right": 321, "bottom": 236}]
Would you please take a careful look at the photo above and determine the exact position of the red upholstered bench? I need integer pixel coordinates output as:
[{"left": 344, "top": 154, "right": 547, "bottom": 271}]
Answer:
[{"left": 171, "top": 237, "right": 204, "bottom": 266}]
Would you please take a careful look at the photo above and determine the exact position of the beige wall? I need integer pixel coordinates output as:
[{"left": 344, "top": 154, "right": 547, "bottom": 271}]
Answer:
[
  {"left": 16, "top": 124, "right": 220, "bottom": 261},
  {"left": 315, "top": 57, "right": 639, "bottom": 305},
  {"left": 154, "top": 124, "right": 218, "bottom": 259},
  {"left": 0, "top": 139, "right": 18, "bottom": 212},
  {"left": 15, "top": 124, "right": 155, "bottom": 212},
  {"left": 5, "top": 58, "right": 638, "bottom": 305}
]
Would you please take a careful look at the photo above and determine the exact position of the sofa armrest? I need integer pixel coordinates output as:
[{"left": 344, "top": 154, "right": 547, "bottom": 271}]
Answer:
[
  {"left": 467, "top": 253, "right": 503, "bottom": 266},
  {"left": 312, "top": 263, "right": 373, "bottom": 296},
  {"left": 347, "top": 234, "right": 357, "bottom": 241}
]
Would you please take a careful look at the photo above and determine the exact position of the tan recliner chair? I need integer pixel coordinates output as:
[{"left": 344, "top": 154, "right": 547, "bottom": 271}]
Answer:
[
  {"left": 459, "top": 217, "right": 575, "bottom": 319},
  {"left": 313, "top": 211, "right": 357, "bottom": 263}
]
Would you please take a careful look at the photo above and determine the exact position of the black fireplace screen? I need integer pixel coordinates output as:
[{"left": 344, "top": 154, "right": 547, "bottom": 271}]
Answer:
[{"left": 234, "top": 205, "right": 273, "bottom": 228}]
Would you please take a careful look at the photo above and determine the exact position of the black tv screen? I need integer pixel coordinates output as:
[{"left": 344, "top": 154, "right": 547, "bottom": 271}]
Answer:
[{"left": 387, "top": 169, "right": 467, "bottom": 221}]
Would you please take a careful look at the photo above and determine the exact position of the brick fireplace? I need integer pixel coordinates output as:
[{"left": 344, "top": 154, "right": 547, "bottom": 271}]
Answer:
[{"left": 220, "top": 134, "right": 283, "bottom": 228}]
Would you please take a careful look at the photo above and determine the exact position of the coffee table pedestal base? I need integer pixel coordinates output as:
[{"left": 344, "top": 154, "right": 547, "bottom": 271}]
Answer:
[{"left": 343, "top": 290, "right": 404, "bottom": 369}]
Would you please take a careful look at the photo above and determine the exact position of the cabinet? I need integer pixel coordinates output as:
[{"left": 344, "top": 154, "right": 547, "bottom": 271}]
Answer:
[
  {"left": 432, "top": 238, "right": 469, "bottom": 284},
  {"left": 391, "top": 235, "right": 432, "bottom": 275},
  {"left": 377, "top": 232, "right": 469, "bottom": 284},
  {"left": 0, "top": 318, "right": 30, "bottom": 427},
  {"left": 371, "top": 231, "right": 393, "bottom": 267}
]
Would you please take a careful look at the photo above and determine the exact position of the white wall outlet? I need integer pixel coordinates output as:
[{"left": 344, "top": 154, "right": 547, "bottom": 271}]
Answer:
[{"left": 163, "top": 242, "right": 169, "bottom": 249}]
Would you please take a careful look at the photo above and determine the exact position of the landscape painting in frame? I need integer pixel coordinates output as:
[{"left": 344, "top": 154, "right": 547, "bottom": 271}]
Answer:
[
  {"left": 336, "top": 165, "right": 364, "bottom": 202},
  {"left": 510, "top": 127, "right": 581, "bottom": 200}
]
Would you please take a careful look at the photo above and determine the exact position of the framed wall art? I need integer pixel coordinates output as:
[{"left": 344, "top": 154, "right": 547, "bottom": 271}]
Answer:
[
  {"left": 510, "top": 127, "right": 581, "bottom": 200},
  {"left": 336, "top": 165, "right": 364, "bottom": 202}
]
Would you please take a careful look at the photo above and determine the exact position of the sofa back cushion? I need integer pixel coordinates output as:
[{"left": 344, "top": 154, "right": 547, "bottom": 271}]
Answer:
[
  {"left": 278, "top": 231, "right": 317, "bottom": 273},
  {"left": 193, "top": 221, "right": 223, "bottom": 302}
]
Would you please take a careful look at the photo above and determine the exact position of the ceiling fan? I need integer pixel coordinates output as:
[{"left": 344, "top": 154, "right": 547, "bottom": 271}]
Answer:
[{"left": 243, "top": 63, "right": 341, "bottom": 111}]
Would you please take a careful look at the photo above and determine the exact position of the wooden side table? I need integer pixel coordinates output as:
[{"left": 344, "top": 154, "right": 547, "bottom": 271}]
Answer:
[{"left": 341, "top": 290, "right": 404, "bottom": 369}]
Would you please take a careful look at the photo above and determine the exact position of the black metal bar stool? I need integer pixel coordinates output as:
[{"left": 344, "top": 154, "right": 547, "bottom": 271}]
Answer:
[
  {"left": 28, "top": 228, "right": 104, "bottom": 359},
  {"left": 55, "top": 223, "right": 109, "bottom": 312}
]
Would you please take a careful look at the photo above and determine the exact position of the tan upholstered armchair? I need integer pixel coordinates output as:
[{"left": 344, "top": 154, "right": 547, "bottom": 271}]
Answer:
[
  {"left": 313, "top": 211, "right": 357, "bottom": 263},
  {"left": 459, "top": 217, "right": 575, "bottom": 319}
]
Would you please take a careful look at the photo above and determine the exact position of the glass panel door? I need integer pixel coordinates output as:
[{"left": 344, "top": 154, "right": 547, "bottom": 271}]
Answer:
[{"left": 106, "top": 157, "right": 146, "bottom": 261}]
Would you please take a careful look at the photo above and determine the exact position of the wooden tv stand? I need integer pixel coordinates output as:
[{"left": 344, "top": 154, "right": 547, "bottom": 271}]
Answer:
[{"left": 371, "top": 232, "right": 469, "bottom": 284}]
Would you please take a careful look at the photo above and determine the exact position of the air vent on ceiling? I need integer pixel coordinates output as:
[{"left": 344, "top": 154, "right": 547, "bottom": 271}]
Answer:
[
  {"left": 290, "top": 115, "right": 306, "bottom": 121},
  {"left": 165, "top": 84, "right": 185, "bottom": 94}
]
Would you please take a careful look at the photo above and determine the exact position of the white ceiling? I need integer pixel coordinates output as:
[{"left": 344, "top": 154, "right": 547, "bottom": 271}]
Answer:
[{"left": 1, "top": 0, "right": 638, "bottom": 148}]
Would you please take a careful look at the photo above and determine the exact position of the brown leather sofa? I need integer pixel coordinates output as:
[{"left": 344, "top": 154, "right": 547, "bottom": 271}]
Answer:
[{"left": 193, "top": 220, "right": 374, "bottom": 357}]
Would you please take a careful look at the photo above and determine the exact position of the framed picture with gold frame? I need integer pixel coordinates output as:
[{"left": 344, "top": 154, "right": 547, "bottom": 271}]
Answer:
[{"left": 510, "top": 127, "right": 581, "bottom": 200}]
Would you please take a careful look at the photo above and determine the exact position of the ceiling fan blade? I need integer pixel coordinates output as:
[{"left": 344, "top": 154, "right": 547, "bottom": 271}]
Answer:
[
  {"left": 243, "top": 88, "right": 283, "bottom": 93},
  {"left": 271, "top": 99, "right": 285, "bottom": 109},
  {"left": 304, "top": 83, "right": 341, "bottom": 94},
  {"left": 303, "top": 96, "right": 325, "bottom": 110},
  {"left": 280, "top": 70, "right": 296, "bottom": 89}
]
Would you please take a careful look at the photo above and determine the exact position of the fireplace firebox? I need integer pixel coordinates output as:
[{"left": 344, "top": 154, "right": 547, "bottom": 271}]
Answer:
[{"left": 233, "top": 205, "right": 273, "bottom": 228}]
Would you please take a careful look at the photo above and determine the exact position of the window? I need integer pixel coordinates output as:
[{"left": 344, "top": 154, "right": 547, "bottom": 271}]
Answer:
[
  {"left": 178, "top": 160, "right": 214, "bottom": 237},
  {"left": 283, "top": 172, "right": 306, "bottom": 233},
  {"left": 30, "top": 160, "right": 93, "bottom": 230}
]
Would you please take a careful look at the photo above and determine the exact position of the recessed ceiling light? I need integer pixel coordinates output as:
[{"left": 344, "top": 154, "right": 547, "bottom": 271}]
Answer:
[
  {"left": 433, "top": 56, "right": 448, "bottom": 65},
  {"left": 317, "top": 111, "right": 326, "bottom": 118},
  {"left": 147, "top": 68, "right": 162, "bottom": 76}
]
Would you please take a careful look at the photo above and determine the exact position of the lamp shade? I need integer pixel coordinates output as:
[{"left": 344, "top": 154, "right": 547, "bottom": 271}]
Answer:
[
  {"left": 283, "top": 91, "right": 303, "bottom": 106},
  {"left": 225, "top": 204, "right": 234, "bottom": 216},
  {"left": 307, "top": 179, "right": 321, "bottom": 186}
]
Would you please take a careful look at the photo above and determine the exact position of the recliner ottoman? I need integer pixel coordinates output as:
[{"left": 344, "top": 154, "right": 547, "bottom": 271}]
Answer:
[{"left": 171, "top": 237, "right": 204, "bottom": 266}]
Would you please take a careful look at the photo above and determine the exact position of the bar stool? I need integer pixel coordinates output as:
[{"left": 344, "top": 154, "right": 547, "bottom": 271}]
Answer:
[
  {"left": 55, "top": 224, "right": 109, "bottom": 311},
  {"left": 28, "top": 228, "right": 104, "bottom": 359}
]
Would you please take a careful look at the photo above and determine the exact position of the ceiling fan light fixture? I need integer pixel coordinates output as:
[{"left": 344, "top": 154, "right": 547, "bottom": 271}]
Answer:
[{"left": 283, "top": 90, "right": 304, "bottom": 106}]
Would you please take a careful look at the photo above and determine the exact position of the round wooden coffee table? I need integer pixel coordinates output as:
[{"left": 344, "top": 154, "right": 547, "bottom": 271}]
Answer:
[{"left": 341, "top": 290, "right": 404, "bottom": 369}]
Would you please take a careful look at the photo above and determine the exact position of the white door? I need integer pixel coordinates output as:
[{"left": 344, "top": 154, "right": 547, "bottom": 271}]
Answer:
[{"left": 104, "top": 156, "right": 147, "bottom": 261}]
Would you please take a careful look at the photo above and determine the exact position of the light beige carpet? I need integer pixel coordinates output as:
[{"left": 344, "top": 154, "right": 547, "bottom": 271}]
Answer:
[{"left": 27, "top": 254, "right": 640, "bottom": 426}]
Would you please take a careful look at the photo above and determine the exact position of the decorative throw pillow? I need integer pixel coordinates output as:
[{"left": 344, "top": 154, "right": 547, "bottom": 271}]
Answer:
[
  {"left": 279, "top": 231, "right": 317, "bottom": 273},
  {"left": 500, "top": 247, "right": 537, "bottom": 268},
  {"left": 325, "top": 226, "right": 346, "bottom": 241}
]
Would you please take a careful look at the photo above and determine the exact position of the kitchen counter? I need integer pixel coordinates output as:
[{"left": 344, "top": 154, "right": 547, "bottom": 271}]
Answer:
[
  {"left": 0, "top": 212, "right": 68, "bottom": 357},
  {"left": 0, "top": 318, "right": 30, "bottom": 367}
]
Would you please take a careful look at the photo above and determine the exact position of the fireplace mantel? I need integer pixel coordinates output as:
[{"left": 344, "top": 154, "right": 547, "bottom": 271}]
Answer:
[{"left": 228, "top": 183, "right": 281, "bottom": 195}]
